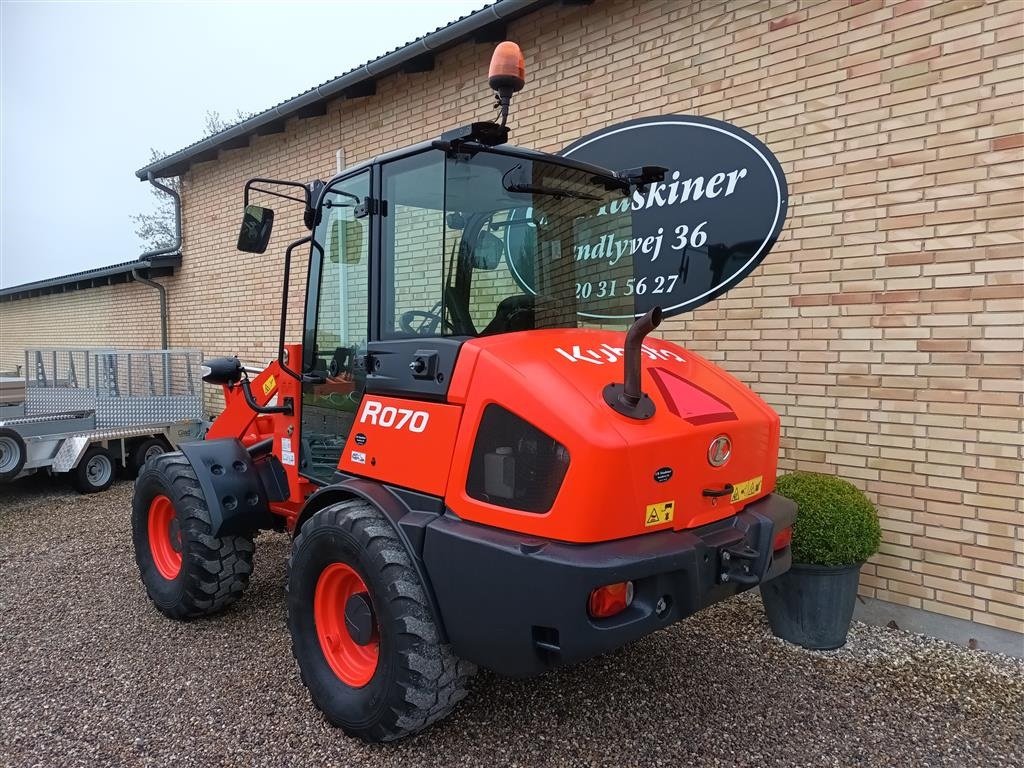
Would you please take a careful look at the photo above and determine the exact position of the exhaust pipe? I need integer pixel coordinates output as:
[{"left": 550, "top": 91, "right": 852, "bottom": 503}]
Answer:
[{"left": 603, "top": 306, "right": 663, "bottom": 420}]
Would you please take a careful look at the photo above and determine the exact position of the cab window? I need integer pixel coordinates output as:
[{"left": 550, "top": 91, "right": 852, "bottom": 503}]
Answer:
[
  {"left": 380, "top": 151, "right": 446, "bottom": 337},
  {"left": 378, "top": 148, "right": 632, "bottom": 339},
  {"left": 302, "top": 171, "right": 370, "bottom": 481}
]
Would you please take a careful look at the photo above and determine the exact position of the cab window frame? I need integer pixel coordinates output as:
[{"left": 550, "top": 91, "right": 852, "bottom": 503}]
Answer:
[
  {"left": 303, "top": 167, "right": 373, "bottom": 373},
  {"left": 377, "top": 148, "right": 448, "bottom": 341}
]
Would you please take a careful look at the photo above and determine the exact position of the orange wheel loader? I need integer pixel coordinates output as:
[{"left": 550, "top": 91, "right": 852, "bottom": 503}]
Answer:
[{"left": 131, "top": 43, "right": 795, "bottom": 742}]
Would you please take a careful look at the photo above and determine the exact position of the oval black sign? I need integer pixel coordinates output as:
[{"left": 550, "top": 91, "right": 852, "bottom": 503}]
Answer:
[
  {"left": 354, "top": 433, "right": 367, "bottom": 446},
  {"left": 654, "top": 467, "right": 673, "bottom": 483},
  {"left": 558, "top": 115, "right": 788, "bottom": 320}
]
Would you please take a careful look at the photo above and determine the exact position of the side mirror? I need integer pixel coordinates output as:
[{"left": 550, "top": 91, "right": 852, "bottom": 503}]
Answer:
[
  {"left": 472, "top": 230, "right": 504, "bottom": 270},
  {"left": 237, "top": 205, "right": 275, "bottom": 253},
  {"left": 329, "top": 217, "right": 366, "bottom": 264},
  {"left": 200, "top": 356, "right": 243, "bottom": 385}
]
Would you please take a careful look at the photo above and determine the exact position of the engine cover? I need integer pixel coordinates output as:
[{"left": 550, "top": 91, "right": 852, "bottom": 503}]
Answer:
[{"left": 442, "top": 329, "right": 781, "bottom": 543}]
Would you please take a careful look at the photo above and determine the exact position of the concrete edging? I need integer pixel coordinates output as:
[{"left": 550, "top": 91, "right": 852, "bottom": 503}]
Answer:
[{"left": 855, "top": 596, "right": 1024, "bottom": 659}]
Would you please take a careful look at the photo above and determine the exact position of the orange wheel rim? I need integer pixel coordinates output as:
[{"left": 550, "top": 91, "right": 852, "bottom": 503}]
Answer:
[
  {"left": 148, "top": 494, "right": 182, "bottom": 579},
  {"left": 314, "top": 562, "right": 379, "bottom": 687}
]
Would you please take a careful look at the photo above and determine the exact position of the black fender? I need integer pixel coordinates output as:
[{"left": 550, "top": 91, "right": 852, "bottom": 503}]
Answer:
[
  {"left": 296, "top": 476, "right": 448, "bottom": 642},
  {"left": 178, "top": 439, "right": 279, "bottom": 536}
]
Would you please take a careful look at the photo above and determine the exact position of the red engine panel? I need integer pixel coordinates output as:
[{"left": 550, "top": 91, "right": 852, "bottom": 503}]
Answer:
[
  {"left": 338, "top": 395, "right": 463, "bottom": 498},
  {"left": 442, "top": 329, "right": 780, "bottom": 544}
]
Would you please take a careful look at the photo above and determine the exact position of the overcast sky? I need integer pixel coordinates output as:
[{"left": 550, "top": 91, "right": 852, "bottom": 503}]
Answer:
[{"left": 0, "top": 0, "right": 484, "bottom": 288}]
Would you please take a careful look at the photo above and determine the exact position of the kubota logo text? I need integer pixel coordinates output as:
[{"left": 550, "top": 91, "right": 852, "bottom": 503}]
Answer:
[
  {"left": 555, "top": 343, "right": 684, "bottom": 365},
  {"left": 360, "top": 400, "right": 429, "bottom": 433}
]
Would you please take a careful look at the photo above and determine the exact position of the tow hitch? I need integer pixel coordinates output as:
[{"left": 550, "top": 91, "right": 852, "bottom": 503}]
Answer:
[{"left": 719, "top": 541, "right": 760, "bottom": 586}]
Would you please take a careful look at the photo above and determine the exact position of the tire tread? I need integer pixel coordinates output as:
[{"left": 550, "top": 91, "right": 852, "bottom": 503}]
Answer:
[
  {"left": 133, "top": 452, "right": 254, "bottom": 619},
  {"left": 288, "top": 499, "right": 475, "bottom": 742}
]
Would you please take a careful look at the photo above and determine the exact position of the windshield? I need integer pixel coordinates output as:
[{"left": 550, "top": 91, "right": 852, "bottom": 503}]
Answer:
[{"left": 442, "top": 150, "right": 633, "bottom": 335}]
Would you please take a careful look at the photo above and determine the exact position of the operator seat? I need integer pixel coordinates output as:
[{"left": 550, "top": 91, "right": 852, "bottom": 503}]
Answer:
[
  {"left": 481, "top": 294, "right": 535, "bottom": 335},
  {"left": 444, "top": 286, "right": 477, "bottom": 336}
]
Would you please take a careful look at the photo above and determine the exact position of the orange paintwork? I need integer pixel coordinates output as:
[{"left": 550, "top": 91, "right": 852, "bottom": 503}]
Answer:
[
  {"left": 147, "top": 494, "right": 181, "bottom": 579},
  {"left": 205, "top": 345, "right": 316, "bottom": 528},
  {"left": 204, "top": 334, "right": 779, "bottom": 546},
  {"left": 442, "top": 329, "right": 780, "bottom": 544},
  {"left": 488, "top": 41, "right": 526, "bottom": 90},
  {"left": 338, "top": 395, "right": 463, "bottom": 498},
  {"left": 314, "top": 562, "right": 378, "bottom": 687}
]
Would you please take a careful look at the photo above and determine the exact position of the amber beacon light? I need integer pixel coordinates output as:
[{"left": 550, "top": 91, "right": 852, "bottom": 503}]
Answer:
[{"left": 489, "top": 41, "right": 526, "bottom": 126}]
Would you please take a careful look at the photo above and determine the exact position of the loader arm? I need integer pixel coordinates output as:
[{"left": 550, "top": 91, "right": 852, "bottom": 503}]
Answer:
[{"left": 202, "top": 343, "right": 315, "bottom": 527}]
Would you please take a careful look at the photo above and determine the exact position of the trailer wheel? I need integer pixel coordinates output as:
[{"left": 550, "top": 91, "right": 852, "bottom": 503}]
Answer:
[
  {"left": 287, "top": 500, "right": 475, "bottom": 742},
  {"left": 0, "top": 427, "right": 26, "bottom": 482},
  {"left": 132, "top": 452, "right": 255, "bottom": 619},
  {"left": 128, "top": 437, "right": 169, "bottom": 477},
  {"left": 71, "top": 446, "right": 116, "bottom": 493}
]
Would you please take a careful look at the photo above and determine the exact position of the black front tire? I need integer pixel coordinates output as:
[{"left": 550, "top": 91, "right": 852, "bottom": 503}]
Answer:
[
  {"left": 287, "top": 500, "right": 475, "bottom": 742},
  {"left": 71, "top": 445, "right": 116, "bottom": 493},
  {"left": 132, "top": 451, "right": 255, "bottom": 620}
]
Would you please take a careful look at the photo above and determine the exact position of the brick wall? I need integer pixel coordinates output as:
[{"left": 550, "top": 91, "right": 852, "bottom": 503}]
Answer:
[
  {"left": 0, "top": 282, "right": 162, "bottom": 372},
  {"left": 3, "top": 0, "right": 1020, "bottom": 632}
]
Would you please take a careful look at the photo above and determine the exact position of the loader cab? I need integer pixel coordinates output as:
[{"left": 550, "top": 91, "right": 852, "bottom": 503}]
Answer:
[{"left": 298, "top": 140, "right": 634, "bottom": 481}]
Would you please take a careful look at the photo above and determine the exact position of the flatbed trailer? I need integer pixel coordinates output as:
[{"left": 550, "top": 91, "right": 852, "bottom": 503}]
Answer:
[{"left": 0, "top": 348, "right": 204, "bottom": 493}]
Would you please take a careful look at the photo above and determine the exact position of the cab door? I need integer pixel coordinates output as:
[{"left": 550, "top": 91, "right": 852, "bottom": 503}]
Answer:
[{"left": 301, "top": 171, "right": 371, "bottom": 482}]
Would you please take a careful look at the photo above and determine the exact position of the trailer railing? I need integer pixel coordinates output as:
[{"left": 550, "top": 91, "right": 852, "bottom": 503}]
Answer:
[{"left": 24, "top": 348, "right": 203, "bottom": 428}]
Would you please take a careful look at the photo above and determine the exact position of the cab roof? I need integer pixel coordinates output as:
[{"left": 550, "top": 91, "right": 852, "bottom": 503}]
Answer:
[{"left": 323, "top": 136, "right": 624, "bottom": 191}]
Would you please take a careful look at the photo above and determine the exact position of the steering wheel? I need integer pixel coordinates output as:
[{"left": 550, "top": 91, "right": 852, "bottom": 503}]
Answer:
[{"left": 399, "top": 301, "right": 447, "bottom": 335}]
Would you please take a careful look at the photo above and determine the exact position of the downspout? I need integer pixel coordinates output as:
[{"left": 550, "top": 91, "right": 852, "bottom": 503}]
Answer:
[
  {"left": 132, "top": 172, "right": 181, "bottom": 350},
  {"left": 132, "top": 269, "right": 168, "bottom": 350}
]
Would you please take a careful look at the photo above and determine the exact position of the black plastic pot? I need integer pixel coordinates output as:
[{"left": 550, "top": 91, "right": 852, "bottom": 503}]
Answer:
[{"left": 760, "top": 562, "right": 863, "bottom": 650}]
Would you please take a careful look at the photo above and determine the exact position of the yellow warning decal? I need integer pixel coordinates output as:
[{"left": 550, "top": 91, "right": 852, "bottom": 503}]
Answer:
[
  {"left": 645, "top": 500, "right": 675, "bottom": 528},
  {"left": 262, "top": 375, "right": 276, "bottom": 396},
  {"left": 730, "top": 476, "right": 763, "bottom": 504}
]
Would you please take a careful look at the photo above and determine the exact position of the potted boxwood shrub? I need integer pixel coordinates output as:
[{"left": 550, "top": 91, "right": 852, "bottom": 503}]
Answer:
[{"left": 760, "top": 471, "right": 881, "bottom": 650}]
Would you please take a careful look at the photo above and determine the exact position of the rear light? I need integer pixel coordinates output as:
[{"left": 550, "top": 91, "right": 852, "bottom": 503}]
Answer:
[
  {"left": 773, "top": 527, "right": 793, "bottom": 551},
  {"left": 588, "top": 581, "right": 634, "bottom": 618}
]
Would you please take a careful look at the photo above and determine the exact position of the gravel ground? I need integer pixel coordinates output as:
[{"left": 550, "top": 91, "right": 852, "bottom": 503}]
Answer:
[{"left": 2, "top": 476, "right": 1022, "bottom": 768}]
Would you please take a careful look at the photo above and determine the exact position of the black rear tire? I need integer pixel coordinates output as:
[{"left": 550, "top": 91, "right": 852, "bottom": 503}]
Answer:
[
  {"left": 287, "top": 500, "right": 475, "bottom": 742},
  {"left": 132, "top": 451, "right": 255, "bottom": 619},
  {"left": 0, "top": 427, "right": 26, "bottom": 482},
  {"left": 71, "top": 445, "right": 116, "bottom": 493},
  {"left": 128, "top": 436, "right": 169, "bottom": 477}
]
